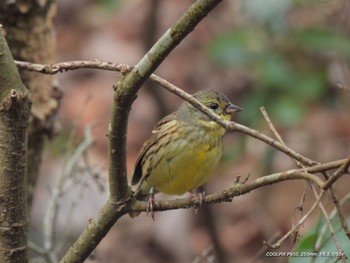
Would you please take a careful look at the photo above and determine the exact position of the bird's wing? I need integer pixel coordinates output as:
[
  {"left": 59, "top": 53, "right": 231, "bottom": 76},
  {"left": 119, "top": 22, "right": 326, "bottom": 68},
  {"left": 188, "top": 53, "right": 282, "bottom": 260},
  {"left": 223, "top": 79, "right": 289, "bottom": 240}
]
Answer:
[{"left": 131, "top": 113, "right": 177, "bottom": 185}]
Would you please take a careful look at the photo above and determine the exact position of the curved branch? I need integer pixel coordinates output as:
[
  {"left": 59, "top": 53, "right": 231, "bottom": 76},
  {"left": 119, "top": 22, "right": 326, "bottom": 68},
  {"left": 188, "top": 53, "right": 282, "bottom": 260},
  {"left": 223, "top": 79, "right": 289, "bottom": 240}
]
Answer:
[
  {"left": 322, "top": 158, "right": 350, "bottom": 190},
  {"left": 14, "top": 24, "right": 350, "bottom": 260},
  {"left": 15, "top": 59, "right": 317, "bottom": 166},
  {"left": 265, "top": 190, "right": 326, "bottom": 249},
  {"left": 129, "top": 160, "right": 346, "bottom": 215},
  {"left": 108, "top": 0, "right": 223, "bottom": 201},
  {"left": 149, "top": 74, "right": 316, "bottom": 166},
  {"left": 60, "top": 1, "right": 223, "bottom": 262}
]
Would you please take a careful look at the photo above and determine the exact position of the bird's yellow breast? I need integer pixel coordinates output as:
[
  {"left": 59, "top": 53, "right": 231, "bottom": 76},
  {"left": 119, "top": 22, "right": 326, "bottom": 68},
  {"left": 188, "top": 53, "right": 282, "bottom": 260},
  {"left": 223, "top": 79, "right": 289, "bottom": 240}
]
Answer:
[{"left": 144, "top": 128, "right": 223, "bottom": 195}]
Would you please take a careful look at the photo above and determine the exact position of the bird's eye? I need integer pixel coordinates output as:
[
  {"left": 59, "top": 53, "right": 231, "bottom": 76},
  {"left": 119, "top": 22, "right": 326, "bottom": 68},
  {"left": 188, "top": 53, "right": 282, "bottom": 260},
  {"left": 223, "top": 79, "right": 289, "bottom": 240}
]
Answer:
[{"left": 209, "top": 102, "right": 219, "bottom": 110}]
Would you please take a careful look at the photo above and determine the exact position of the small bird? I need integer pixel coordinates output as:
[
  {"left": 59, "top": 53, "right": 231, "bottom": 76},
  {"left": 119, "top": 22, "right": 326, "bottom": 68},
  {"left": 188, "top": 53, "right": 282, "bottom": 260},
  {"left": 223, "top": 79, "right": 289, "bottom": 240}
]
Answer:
[{"left": 130, "top": 89, "right": 242, "bottom": 218}]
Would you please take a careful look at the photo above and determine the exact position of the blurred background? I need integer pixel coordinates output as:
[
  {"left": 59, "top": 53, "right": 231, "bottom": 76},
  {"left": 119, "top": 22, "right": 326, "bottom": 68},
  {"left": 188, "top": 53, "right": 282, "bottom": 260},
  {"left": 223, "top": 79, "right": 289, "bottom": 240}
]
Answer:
[{"left": 29, "top": 0, "right": 350, "bottom": 262}]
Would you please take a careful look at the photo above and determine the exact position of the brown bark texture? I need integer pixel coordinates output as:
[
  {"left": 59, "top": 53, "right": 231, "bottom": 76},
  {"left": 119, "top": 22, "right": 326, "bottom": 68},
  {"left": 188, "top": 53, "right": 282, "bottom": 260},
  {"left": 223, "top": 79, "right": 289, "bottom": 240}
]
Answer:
[
  {"left": 0, "top": 27, "right": 31, "bottom": 263},
  {"left": 0, "top": 0, "right": 59, "bottom": 206}
]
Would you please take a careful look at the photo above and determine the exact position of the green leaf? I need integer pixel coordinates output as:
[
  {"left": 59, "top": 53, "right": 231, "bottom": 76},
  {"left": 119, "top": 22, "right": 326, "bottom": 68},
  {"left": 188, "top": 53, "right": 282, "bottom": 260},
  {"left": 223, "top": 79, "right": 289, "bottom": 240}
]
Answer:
[
  {"left": 291, "top": 216, "right": 350, "bottom": 263},
  {"left": 240, "top": 89, "right": 269, "bottom": 125},
  {"left": 270, "top": 97, "right": 305, "bottom": 126},
  {"left": 256, "top": 52, "right": 295, "bottom": 88},
  {"left": 295, "top": 28, "right": 350, "bottom": 57},
  {"left": 289, "top": 231, "right": 317, "bottom": 263},
  {"left": 206, "top": 29, "right": 267, "bottom": 66},
  {"left": 296, "top": 72, "right": 326, "bottom": 100},
  {"left": 97, "top": 0, "right": 120, "bottom": 10}
]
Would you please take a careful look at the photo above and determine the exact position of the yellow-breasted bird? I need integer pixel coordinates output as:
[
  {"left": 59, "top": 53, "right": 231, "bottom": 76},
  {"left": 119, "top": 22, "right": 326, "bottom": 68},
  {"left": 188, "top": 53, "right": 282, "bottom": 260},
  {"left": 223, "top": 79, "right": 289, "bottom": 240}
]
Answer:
[{"left": 130, "top": 89, "right": 242, "bottom": 217}]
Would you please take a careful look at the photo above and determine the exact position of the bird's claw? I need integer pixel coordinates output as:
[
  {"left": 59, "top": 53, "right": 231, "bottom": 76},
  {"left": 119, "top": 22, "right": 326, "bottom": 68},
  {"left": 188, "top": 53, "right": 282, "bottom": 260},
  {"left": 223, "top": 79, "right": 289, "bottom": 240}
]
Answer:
[
  {"left": 192, "top": 191, "right": 206, "bottom": 214},
  {"left": 146, "top": 192, "right": 158, "bottom": 220}
]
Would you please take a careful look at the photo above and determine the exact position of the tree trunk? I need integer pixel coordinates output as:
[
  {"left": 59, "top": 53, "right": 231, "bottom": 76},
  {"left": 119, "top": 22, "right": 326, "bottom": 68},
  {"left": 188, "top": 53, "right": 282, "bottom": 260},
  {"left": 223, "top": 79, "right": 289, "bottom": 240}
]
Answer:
[
  {"left": 0, "top": 27, "right": 30, "bottom": 263},
  {"left": 0, "top": 0, "right": 60, "bottom": 206}
]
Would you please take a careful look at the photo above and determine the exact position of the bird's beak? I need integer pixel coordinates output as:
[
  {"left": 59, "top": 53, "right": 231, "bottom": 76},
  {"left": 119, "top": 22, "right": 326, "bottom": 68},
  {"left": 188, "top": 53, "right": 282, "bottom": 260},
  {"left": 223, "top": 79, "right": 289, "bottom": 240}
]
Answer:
[{"left": 225, "top": 103, "right": 243, "bottom": 114}]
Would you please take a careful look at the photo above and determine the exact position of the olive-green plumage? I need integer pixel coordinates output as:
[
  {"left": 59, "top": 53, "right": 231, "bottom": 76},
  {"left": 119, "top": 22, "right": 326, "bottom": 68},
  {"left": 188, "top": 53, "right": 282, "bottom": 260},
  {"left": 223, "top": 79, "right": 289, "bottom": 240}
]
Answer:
[{"left": 131, "top": 89, "right": 241, "bottom": 215}]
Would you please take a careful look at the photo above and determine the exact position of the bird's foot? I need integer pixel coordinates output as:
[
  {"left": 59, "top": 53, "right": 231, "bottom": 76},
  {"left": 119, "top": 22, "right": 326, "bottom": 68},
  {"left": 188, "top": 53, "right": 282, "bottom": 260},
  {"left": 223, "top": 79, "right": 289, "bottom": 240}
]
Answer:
[
  {"left": 191, "top": 190, "right": 206, "bottom": 214},
  {"left": 146, "top": 188, "right": 158, "bottom": 220}
]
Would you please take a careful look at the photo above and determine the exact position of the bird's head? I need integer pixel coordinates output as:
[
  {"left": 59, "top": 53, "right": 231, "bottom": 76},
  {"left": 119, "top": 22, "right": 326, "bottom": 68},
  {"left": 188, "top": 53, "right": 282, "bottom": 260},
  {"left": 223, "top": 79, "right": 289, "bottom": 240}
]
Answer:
[{"left": 178, "top": 89, "right": 242, "bottom": 130}]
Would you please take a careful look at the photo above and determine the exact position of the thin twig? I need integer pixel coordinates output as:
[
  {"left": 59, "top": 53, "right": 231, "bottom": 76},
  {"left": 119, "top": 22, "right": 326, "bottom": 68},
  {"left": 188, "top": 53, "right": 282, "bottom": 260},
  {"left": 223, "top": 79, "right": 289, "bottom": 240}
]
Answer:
[
  {"left": 249, "top": 232, "right": 281, "bottom": 263},
  {"left": 28, "top": 241, "right": 57, "bottom": 263},
  {"left": 322, "top": 158, "right": 350, "bottom": 190},
  {"left": 325, "top": 160, "right": 350, "bottom": 240},
  {"left": 309, "top": 184, "right": 346, "bottom": 262},
  {"left": 321, "top": 158, "right": 350, "bottom": 243},
  {"left": 315, "top": 193, "right": 350, "bottom": 250},
  {"left": 61, "top": 1, "right": 224, "bottom": 262},
  {"left": 296, "top": 183, "right": 308, "bottom": 217},
  {"left": 13, "top": 59, "right": 333, "bottom": 168},
  {"left": 15, "top": 60, "right": 131, "bottom": 74},
  {"left": 12, "top": 59, "right": 348, "bottom": 171},
  {"left": 28, "top": 241, "right": 46, "bottom": 255},
  {"left": 150, "top": 74, "right": 317, "bottom": 166},
  {"left": 259, "top": 106, "right": 347, "bottom": 258},
  {"left": 42, "top": 125, "right": 94, "bottom": 260},
  {"left": 15, "top": 59, "right": 350, "bottom": 259},
  {"left": 329, "top": 187, "right": 350, "bottom": 240},
  {"left": 129, "top": 167, "right": 331, "bottom": 214},
  {"left": 260, "top": 106, "right": 285, "bottom": 143},
  {"left": 260, "top": 106, "right": 315, "bottom": 244},
  {"left": 264, "top": 190, "right": 325, "bottom": 249},
  {"left": 192, "top": 244, "right": 215, "bottom": 263},
  {"left": 260, "top": 106, "right": 308, "bottom": 231}
]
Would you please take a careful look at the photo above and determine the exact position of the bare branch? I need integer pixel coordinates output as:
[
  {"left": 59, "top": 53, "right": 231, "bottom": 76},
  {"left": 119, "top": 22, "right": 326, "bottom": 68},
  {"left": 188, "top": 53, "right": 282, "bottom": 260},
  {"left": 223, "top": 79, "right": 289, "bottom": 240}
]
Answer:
[
  {"left": 309, "top": 185, "right": 346, "bottom": 262},
  {"left": 323, "top": 158, "right": 350, "bottom": 190},
  {"left": 259, "top": 106, "right": 348, "bottom": 257},
  {"left": 260, "top": 106, "right": 285, "bottom": 144},
  {"left": 325, "top": 160, "right": 350, "bottom": 240},
  {"left": 13, "top": 58, "right": 349, "bottom": 171},
  {"left": 128, "top": 163, "right": 343, "bottom": 214},
  {"left": 150, "top": 74, "right": 317, "bottom": 166},
  {"left": 322, "top": 158, "right": 350, "bottom": 241},
  {"left": 248, "top": 232, "right": 281, "bottom": 263},
  {"left": 42, "top": 125, "right": 94, "bottom": 260},
  {"left": 60, "top": 1, "right": 224, "bottom": 262},
  {"left": 315, "top": 193, "right": 350, "bottom": 250},
  {"left": 13, "top": 31, "right": 350, "bottom": 262},
  {"left": 15, "top": 60, "right": 130, "bottom": 74},
  {"left": 264, "top": 190, "right": 325, "bottom": 249},
  {"left": 329, "top": 188, "right": 350, "bottom": 240}
]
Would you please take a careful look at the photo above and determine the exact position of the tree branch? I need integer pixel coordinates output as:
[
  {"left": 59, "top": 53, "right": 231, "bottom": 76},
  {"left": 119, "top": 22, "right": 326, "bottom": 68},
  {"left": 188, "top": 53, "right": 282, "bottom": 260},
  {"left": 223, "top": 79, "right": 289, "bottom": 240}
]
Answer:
[
  {"left": 259, "top": 105, "right": 348, "bottom": 256},
  {"left": 60, "top": 1, "right": 223, "bottom": 262},
  {"left": 13, "top": 19, "right": 350, "bottom": 261},
  {"left": 315, "top": 193, "right": 350, "bottom": 250},
  {"left": 14, "top": 60, "right": 130, "bottom": 74},
  {"left": 1, "top": 0, "right": 59, "bottom": 208},
  {"left": 322, "top": 158, "right": 350, "bottom": 190},
  {"left": 108, "top": 0, "right": 223, "bottom": 201},
  {"left": 15, "top": 59, "right": 318, "bottom": 167},
  {"left": 15, "top": 59, "right": 350, "bottom": 202},
  {"left": 39, "top": 125, "right": 95, "bottom": 263},
  {"left": 265, "top": 190, "right": 326, "bottom": 249},
  {"left": 128, "top": 160, "right": 346, "bottom": 214}
]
